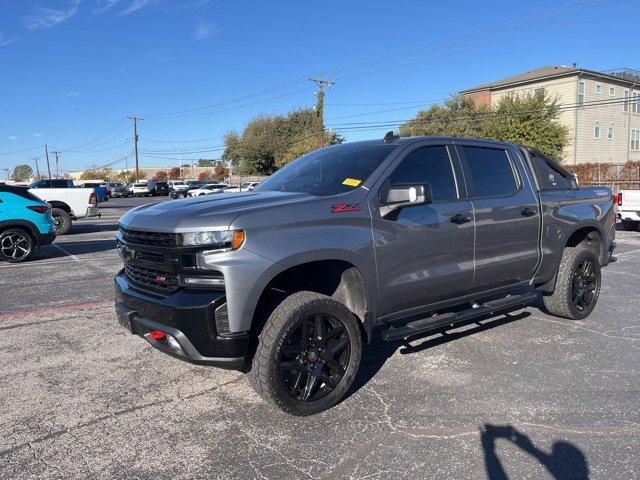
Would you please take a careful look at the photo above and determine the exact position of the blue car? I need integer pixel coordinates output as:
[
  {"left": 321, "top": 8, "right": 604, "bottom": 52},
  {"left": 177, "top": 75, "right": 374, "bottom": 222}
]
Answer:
[{"left": 0, "top": 184, "right": 56, "bottom": 262}]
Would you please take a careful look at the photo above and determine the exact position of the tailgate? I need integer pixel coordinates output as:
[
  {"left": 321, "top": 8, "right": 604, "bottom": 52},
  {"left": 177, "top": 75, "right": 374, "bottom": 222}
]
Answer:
[{"left": 621, "top": 190, "right": 640, "bottom": 210}]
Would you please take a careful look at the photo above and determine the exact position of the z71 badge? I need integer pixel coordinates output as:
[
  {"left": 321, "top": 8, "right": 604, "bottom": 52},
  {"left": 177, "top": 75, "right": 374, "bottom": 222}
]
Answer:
[{"left": 331, "top": 203, "right": 362, "bottom": 213}]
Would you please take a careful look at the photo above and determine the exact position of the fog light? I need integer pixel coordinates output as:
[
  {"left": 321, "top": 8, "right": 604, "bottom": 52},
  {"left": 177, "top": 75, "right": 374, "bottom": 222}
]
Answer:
[{"left": 149, "top": 330, "right": 166, "bottom": 341}]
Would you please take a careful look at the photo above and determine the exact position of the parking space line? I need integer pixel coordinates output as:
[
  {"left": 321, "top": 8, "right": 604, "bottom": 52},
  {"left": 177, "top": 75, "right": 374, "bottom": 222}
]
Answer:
[{"left": 51, "top": 243, "right": 81, "bottom": 261}]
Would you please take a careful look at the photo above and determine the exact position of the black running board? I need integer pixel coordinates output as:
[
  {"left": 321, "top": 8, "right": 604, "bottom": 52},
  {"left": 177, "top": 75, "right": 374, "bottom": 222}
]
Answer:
[{"left": 381, "top": 291, "right": 538, "bottom": 341}]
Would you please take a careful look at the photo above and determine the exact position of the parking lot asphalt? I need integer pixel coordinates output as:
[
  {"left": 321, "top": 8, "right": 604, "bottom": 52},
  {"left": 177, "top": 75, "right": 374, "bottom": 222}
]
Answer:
[{"left": 1, "top": 196, "right": 639, "bottom": 479}]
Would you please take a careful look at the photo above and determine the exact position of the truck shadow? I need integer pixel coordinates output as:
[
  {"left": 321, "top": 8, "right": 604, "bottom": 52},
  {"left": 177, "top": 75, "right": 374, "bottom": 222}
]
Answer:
[
  {"left": 347, "top": 311, "right": 531, "bottom": 399},
  {"left": 480, "top": 424, "right": 589, "bottom": 480}
]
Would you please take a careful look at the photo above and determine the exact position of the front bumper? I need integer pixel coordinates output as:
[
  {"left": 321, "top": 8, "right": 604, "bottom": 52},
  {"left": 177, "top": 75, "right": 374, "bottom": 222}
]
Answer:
[{"left": 114, "top": 271, "right": 249, "bottom": 370}]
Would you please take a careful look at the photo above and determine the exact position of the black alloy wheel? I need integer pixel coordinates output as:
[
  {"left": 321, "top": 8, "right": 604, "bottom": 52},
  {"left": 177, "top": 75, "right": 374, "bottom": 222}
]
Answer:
[
  {"left": 571, "top": 258, "right": 598, "bottom": 312},
  {"left": 278, "top": 313, "right": 351, "bottom": 402}
]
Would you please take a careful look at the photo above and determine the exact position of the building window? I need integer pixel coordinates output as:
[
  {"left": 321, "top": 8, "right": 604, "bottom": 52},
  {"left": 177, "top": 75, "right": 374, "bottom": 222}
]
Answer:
[
  {"left": 595, "top": 83, "right": 603, "bottom": 94},
  {"left": 634, "top": 92, "right": 639, "bottom": 114},
  {"left": 632, "top": 129, "right": 640, "bottom": 151},
  {"left": 578, "top": 81, "right": 585, "bottom": 106},
  {"left": 624, "top": 89, "right": 630, "bottom": 112},
  {"left": 607, "top": 127, "right": 614, "bottom": 140},
  {"left": 533, "top": 87, "right": 544, "bottom": 97},
  {"left": 594, "top": 126, "right": 600, "bottom": 139},
  {"left": 609, "top": 86, "right": 616, "bottom": 96}
]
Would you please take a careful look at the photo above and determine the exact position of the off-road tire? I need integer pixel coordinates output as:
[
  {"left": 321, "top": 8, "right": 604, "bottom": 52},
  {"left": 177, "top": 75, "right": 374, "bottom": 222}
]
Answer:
[
  {"left": 542, "top": 247, "right": 601, "bottom": 320},
  {"left": 621, "top": 220, "right": 639, "bottom": 232},
  {"left": 248, "top": 291, "right": 363, "bottom": 416},
  {"left": 51, "top": 208, "right": 72, "bottom": 235}
]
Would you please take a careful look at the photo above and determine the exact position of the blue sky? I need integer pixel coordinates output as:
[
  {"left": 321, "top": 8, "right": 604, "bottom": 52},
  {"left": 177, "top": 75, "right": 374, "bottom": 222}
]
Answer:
[{"left": 0, "top": 0, "right": 638, "bottom": 175}]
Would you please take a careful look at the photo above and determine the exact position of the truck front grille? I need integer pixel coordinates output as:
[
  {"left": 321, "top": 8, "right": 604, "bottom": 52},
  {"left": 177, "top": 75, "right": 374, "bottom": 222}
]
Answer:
[
  {"left": 124, "top": 264, "right": 179, "bottom": 294},
  {"left": 120, "top": 227, "right": 177, "bottom": 247}
]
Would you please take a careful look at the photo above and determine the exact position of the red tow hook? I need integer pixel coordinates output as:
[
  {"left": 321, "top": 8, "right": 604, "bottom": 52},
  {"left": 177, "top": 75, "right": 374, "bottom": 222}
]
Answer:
[{"left": 149, "top": 330, "right": 166, "bottom": 341}]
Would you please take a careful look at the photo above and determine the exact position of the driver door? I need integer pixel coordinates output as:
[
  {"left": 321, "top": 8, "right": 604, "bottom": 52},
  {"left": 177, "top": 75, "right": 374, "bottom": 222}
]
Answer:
[{"left": 371, "top": 142, "right": 475, "bottom": 319}]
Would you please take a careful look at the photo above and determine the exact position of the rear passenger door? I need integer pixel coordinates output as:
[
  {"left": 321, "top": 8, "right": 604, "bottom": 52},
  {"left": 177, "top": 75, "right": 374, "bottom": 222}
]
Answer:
[
  {"left": 371, "top": 142, "right": 475, "bottom": 318},
  {"left": 455, "top": 142, "right": 540, "bottom": 292}
]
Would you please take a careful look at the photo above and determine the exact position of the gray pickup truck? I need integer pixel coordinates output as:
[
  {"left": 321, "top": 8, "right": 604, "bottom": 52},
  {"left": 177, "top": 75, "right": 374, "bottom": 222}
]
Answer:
[{"left": 115, "top": 134, "right": 616, "bottom": 415}]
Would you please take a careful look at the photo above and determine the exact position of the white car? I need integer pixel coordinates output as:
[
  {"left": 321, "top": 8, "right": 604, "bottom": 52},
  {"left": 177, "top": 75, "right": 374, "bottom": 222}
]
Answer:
[
  {"left": 187, "top": 184, "right": 229, "bottom": 197},
  {"left": 28, "top": 187, "right": 99, "bottom": 235},
  {"left": 168, "top": 180, "right": 189, "bottom": 192},
  {"left": 617, "top": 190, "right": 640, "bottom": 231},
  {"left": 132, "top": 182, "right": 153, "bottom": 197},
  {"left": 225, "top": 181, "right": 260, "bottom": 193}
]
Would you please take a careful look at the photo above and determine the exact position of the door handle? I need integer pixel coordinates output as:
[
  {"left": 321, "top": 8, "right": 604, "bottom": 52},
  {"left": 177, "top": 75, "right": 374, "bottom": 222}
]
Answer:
[
  {"left": 521, "top": 207, "right": 538, "bottom": 217},
  {"left": 450, "top": 213, "right": 472, "bottom": 225}
]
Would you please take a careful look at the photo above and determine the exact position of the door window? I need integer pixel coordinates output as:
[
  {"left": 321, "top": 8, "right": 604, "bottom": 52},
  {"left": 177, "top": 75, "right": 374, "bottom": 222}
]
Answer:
[
  {"left": 388, "top": 146, "right": 457, "bottom": 202},
  {"left": 461, "top": 146, "right": 518, "bottom": 198}
]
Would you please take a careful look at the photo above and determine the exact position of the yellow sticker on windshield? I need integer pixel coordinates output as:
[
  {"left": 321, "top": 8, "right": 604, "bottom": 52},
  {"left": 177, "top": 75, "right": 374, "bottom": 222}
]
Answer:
[{"left": 342, "top": 178, "right": 362, "bottom": 187}]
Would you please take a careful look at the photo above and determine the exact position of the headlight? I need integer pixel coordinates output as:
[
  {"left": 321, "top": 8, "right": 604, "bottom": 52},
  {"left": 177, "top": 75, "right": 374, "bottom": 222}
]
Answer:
[{"left": 179, "top": 230, "right": 245, "bottom": 251}]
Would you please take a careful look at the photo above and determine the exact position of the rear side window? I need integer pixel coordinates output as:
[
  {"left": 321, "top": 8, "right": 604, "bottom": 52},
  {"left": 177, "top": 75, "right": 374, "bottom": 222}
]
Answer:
[
  {"left": 461, "top": 146, "right": 518, "bottom": 197},
  {"left": 530, "top": 152, "right": 575, "bottom": 190},
  {"left": 388, "top": 146, "right": 457, "bottom": 202}
]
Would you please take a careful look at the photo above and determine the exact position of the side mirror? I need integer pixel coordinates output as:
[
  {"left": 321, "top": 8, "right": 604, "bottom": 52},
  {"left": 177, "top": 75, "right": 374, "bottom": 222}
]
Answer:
[{"left": 380, "top": 183, "right": 432, "bottom": 210}]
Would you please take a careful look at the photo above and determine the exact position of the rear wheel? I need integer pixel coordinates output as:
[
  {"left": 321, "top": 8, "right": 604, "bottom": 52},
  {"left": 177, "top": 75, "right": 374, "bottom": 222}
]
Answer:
[
  {"left": 249, "top": 291, "right": 362, "bottom": 416},
  {"left": 0, "top": 229, "right": 35, "bottom": 263},
  {"left": 542, "top": 247, "right": 601, "bottom": 320},
  {"left": 621, "top": 220, "right": 639, "bottom": 231},
  {"left": 51, "top": 208, "right": 72, "bottom": 235}
]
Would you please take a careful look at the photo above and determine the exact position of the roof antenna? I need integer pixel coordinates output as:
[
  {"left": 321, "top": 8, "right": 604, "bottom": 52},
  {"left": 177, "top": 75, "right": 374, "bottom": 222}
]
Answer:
[{"left": 383, "top": 131, "right": 399, "bottom": 143}]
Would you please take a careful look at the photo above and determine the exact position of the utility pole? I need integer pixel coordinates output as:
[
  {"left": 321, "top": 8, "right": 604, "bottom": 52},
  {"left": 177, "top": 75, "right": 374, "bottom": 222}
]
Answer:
[
  {"left": 32, "top": 156, "right": 41, "bottom": 179},
  {"left": 51, "top": 151, "right": 61, "bottom": 178},
  {"left": 309, "top": 77, "right": 335, "bottom": 148},
  {"left": 127, "top": 116, "right": 143, "bottom": 182},
  {"left": 44, "top": 144, "right": 52, "bottom": 180},
  {"left": 123, "top": 153, "right": 129, "bottom": 182}
]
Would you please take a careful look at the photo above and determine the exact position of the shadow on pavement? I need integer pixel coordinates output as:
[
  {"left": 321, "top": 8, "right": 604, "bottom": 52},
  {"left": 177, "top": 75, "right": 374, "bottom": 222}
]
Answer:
[
  {"left": 347, "top": 311, "right": 531, "bottom": 399},
  {"left": 48, "top": 239, "right": 117, "bottom": 256},
  {"left": 481, "top": 424, "right": 589, "bottom": 480},
  {"left": 68, "top": 223, "right": 119, "bottom": 234}
]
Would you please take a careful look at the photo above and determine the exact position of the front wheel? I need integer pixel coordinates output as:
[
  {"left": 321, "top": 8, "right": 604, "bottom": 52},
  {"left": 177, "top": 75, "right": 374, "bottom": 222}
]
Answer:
[
  {"left": 51, "top": 208, "right": 72, "bottom": 235},
  {"left": 0, "top": 229, "right": 35, "bottom": 263},
  {"left": 621, "top": 220, "right": 639, "bottom": 231},
  {"left": 248, "top": 291, "right": 363, "bottom": 416},
  {"left": 542, "top": 247, "right": 601, "bottom": 320}
]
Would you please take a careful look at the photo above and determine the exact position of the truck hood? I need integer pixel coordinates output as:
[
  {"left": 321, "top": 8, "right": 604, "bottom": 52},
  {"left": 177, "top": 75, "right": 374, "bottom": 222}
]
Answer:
[{"left": 119, "top": 191, "right": 310, "bottom": 232}]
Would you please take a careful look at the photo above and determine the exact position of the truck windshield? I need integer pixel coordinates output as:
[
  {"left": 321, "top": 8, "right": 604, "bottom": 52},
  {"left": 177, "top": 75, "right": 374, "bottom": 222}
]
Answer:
[{"left": 255, "top": 143, "right": 396, "bottom": 197}]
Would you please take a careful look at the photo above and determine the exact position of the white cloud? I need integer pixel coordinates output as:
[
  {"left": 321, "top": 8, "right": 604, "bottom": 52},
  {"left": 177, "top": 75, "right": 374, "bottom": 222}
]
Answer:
[
  {"left": 120, "top": 0, "right": 157, "bottom": 15},
  {"left": 194, "top": 20, "right": 219, "bottom": 40},
  {"left": 8, "top": 136, "right": 19, "bottom": 141},
  {"left": 22, "top": 0, "right": 81, "bottom": 31},
  {"left": 0, "top": 33, "right": 16, "bottom": 47},
  {"left": 93, "top": 0, "right": 120, "bottom": 14},
  {"left": 34, "top": 133, "right": 44, "bottom": 138}
]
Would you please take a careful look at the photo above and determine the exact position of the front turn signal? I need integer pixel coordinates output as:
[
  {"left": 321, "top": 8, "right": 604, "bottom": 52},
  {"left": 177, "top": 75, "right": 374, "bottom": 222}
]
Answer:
[{"left": 231, "top": 230, "right": 245, "bottom": 250}]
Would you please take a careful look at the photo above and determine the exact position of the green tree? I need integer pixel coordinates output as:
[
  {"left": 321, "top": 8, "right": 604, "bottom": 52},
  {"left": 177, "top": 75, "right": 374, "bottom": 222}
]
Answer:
[
  {"left": 483, "top": 91, "right": 569, "bottom": 160},
  {"left": 222, "top": 108, "right": 343, "bottom": 175},
  {"left": 197, "top": 159, "right": 216, "bottom": 167},
  {"left": 399, "top": 93, "right": 569, "bottom": 161},
  {"left": 11, "top": 164, "right": 33, "bottom": 182}
]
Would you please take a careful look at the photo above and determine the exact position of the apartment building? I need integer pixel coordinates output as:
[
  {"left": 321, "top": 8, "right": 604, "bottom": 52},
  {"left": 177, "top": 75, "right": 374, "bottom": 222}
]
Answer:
[{"left": 460, "top": 65, "right": 640, "bottom": 165}]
